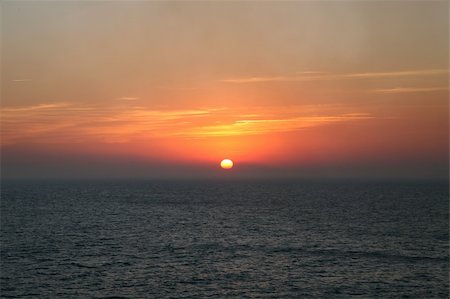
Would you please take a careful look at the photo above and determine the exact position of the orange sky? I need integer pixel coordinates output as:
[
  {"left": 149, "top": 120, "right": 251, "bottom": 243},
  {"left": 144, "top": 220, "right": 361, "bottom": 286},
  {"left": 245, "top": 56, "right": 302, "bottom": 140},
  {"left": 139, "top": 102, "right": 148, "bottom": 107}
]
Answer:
[{"left": 1, "top": 1, "right": 448, "bottom": 179}]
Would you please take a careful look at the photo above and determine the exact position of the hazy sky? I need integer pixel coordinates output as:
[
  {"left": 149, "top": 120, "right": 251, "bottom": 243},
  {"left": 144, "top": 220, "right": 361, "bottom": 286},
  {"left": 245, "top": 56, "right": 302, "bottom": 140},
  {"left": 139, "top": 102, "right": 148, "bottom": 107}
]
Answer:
[{"left": 1, "top": 1, "right": 448, "bottom": 179}]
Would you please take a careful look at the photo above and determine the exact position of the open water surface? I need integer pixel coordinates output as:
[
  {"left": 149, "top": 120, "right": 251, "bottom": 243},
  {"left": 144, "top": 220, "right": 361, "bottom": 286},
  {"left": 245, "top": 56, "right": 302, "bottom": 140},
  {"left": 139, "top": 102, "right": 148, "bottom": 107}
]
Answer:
[{"left": 1, "top": 180, "right": 448, "bottom": 298}]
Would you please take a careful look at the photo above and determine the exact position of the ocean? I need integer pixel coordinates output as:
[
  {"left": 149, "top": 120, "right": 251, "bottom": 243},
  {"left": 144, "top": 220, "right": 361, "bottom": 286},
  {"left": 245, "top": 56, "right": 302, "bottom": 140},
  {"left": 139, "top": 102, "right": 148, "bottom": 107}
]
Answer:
[{"left": 1, "top": 180, "right": 448, "bottom": 298}]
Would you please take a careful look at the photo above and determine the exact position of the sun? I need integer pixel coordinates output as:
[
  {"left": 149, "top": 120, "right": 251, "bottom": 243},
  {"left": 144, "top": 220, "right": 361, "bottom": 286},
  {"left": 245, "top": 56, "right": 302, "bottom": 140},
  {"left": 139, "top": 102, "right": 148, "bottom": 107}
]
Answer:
[{"left": 220, "top": 159, "right": 234, "bottom": 170}]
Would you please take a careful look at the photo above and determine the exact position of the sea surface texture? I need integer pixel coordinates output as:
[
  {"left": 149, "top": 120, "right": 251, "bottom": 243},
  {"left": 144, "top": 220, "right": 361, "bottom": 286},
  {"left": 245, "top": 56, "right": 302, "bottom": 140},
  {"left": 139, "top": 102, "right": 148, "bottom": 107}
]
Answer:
[{"left": 1, "top": 180, "right": 448, "bottom": 298}]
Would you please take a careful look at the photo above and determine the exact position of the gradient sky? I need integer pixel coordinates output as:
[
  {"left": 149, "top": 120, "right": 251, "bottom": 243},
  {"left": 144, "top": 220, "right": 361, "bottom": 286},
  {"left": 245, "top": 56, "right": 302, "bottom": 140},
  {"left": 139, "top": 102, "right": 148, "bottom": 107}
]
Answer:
[{"left": 1, "top": 1, "right": 448, "bottom": 179}]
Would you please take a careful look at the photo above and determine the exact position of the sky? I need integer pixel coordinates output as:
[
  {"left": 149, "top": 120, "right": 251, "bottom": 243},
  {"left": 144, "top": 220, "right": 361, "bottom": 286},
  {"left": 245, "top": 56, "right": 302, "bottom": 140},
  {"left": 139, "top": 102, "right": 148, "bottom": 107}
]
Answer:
[{"left": 1, "top": 1, "right": 448, "bottom": 180}]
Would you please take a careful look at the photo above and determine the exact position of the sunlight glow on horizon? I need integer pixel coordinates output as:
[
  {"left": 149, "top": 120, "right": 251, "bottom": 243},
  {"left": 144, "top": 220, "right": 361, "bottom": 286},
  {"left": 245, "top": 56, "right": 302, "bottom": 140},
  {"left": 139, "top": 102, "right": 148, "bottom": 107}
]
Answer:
[{"left": 1, "top": 1, "right": 448, "bottom": 179}]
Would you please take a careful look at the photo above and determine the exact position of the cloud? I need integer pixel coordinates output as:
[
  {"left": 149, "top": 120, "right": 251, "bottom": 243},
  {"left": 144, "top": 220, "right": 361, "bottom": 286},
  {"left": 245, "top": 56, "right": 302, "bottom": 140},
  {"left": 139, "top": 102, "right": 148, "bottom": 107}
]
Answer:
[
  {"left": 11, "top": 79, "right": 32, "bottom": 82},
  {"left": 295, "top": 71, "right": 327, "bottom": 75},
  {"left": 343, "top": 69, "right": 448, "bottom": 79},
  {"left": 117, "top": 97, "right": 140, "bottom": 101},
  {"left": 369, "top": 86, "right": 449, "bottom": 94},
  {"left": 1, "top": 103, "right": 71, "bottom": 112},
  {"left": 1, "top": 103, "right": 373, "bottom": 145},
  {"left": 219, "top": 76, "right": 291, "bottom": 83},
  {"left": 218, "top": 69, "right": 449, "bottom": 84},
  {"left": 178, "top": 113, "right": 374, "bottom": 138},
  {"left": 156, "top": 86, "right": 198, "bottom": 90},
  {"left": 0, "top": 104, "right": 222, "bottom": 144}
]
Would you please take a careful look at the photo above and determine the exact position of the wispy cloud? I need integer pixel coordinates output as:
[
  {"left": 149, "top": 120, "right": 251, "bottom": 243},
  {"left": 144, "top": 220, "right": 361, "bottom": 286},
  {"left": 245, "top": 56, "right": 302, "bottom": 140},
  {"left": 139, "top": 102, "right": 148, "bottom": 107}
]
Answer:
[
  {"left": 156, "top": 86, "right": 198, "bottom": 90},
  {"left": 218, "top": 69, "right": 449, "bottom": 84},
  {"left": 11, "top": 79, "right": 32, "bottom": 82},
  {"left": 219, "top": 76, "right": 290, "bottom": 83},
  {"left": 1, "top": 103, "right": 71, "bottom": 112},
  {"left": 179, "top": 113, "right": 373, "bottom": 138},
  {"left": 344, "top": 69, "right": 448, "bottom": 79},
  {"left": 369, "top": 86, "right": 449, "bottom": 94},
  {"left": 117, "top": 97, "right": 140, "bottom": 101},
  {"left": 295, "top": 71, "right": 327, "bottom": 75},
  {"left": 1, "top": 103, "right": 374, "bottom": 145},
  {"left": 0, "top": 104, "right": 223, "bottom": 144}
]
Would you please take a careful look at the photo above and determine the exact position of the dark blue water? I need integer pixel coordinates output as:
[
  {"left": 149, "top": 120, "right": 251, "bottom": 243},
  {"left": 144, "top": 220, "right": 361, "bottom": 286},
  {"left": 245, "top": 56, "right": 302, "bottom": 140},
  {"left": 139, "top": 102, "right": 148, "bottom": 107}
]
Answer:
[{"left": 1, "top": 180, "right": 448, "bottom": 298}]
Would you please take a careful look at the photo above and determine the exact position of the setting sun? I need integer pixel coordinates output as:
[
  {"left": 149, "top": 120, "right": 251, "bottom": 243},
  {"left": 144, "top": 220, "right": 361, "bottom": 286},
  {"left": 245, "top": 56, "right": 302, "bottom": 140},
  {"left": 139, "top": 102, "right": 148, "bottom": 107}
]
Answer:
[{"left": 220, "top": 159, "right": 234, "bottom": 170}]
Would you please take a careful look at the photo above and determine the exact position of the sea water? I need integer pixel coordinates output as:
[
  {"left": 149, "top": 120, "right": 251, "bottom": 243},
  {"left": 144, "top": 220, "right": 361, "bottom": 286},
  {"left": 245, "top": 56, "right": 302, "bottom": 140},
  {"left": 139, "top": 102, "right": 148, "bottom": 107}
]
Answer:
[{"left": 1, "top": 180, "right": 448, "bottom": 298}]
